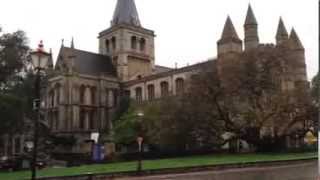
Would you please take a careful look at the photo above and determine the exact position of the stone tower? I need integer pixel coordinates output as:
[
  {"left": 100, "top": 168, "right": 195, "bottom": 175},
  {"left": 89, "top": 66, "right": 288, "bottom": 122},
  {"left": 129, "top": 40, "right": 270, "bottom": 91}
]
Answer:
[
  {"left": 244, "top": 4, "right": 259, "bottom": 50},
  {"left": 276, "top": 17, "right": 289, "bottom": 45},
  {"left": 217, "top": 16, "right": 243, "bottom": 82},
  {"left": 217, "top": 16, "right": 243, "bottom": 57},
  {"left": 98, "top": 0, "right": 155, "bottom": 81},
  {"left": 288, "top": 28, "right": 307, "bottom": 82}
]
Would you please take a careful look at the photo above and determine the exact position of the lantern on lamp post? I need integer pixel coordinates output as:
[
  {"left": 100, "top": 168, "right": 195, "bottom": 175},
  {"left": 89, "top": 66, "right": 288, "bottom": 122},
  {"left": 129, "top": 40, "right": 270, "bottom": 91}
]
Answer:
[
  {"left": 30, "top": 41, "right": 50, "bottom": 180},
  {"left": 136, "top": 111, "right": 144, "bottom": 174}
]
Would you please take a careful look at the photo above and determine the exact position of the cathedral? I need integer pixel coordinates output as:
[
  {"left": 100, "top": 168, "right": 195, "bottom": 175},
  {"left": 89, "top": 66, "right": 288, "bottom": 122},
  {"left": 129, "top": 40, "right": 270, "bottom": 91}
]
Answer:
[{"left": 45, "top": 0, "right": 308, "bottom": 154}]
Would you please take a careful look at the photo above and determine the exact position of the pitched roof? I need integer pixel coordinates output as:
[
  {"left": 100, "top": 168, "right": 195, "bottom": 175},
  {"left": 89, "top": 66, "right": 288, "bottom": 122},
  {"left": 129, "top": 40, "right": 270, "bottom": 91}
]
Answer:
[
  {"left": 219, "top": 16, "right": 241, "bottom": 42},
  {"left": 111, "top": 0, "right": 141, "bottom": 27},
  {"left": 276, "top": 17, "right": 288, "bottom": 39},
  {"left": 245, "top": 4, "right": 257, "bottom": 25},
  {"left": 154, "top": 65, "right": 172, "bottom": 74},
  {"left": 289, "top": 28, "right": 304, "bottom": 49},
  {"left": 57, "top": 47, "right": 117, "bottom": 76},
  {"left": 124, "top": 60, "right": 216, "bottom": 86}
]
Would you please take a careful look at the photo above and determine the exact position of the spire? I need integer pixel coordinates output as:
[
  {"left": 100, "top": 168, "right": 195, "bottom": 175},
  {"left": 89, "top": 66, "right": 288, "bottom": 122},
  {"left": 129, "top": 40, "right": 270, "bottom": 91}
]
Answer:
[
  {"left": 111, "top": 0, "right": 141, "bottom": 27},
  {"left": 71, "top": 37, "right": 75, "bottom": 49},
  {"left": 245, "top": 4, "right": 257, "bottom": 25},
  {"left": 217, "top": 16, "right": 242, "bottom": 56},
  {"left": 220, "top": 16, "right": 240, "bottom": 40},
  {"left": 276, "top": 17, "right": 288, "bottom": 44},
  {"left": 289, "top": 28, "right": 304, "bottom": 49},
  {"left": 48, "top": 48, "right": 54, "bottom": 69}
]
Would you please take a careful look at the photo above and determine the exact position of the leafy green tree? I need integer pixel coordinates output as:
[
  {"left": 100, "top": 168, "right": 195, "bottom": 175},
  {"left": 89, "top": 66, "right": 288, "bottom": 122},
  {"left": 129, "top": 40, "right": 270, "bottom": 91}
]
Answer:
[
  {"left": 0, "top": 29, "right": 31, "bottom": 136},
  {"left": 114, "top": 106, "right": 142, "bottom": 145},
  {"left": 0, "top": 29, "right": 29, "bottom": 91},
  {"left": 0, "top": 94, "right": 24, "bottom": 136}
]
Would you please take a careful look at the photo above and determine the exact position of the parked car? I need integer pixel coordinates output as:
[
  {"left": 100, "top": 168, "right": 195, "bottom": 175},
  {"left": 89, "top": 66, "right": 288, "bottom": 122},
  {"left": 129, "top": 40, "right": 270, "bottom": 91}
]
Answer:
[{"left": 0, "top": 155, "right": 46, "bottom": 171}]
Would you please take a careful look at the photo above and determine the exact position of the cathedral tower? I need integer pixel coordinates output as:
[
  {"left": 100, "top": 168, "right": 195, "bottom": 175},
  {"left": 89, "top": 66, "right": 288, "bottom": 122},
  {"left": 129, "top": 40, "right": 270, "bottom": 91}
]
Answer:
[
  {"left": 276, "top": 17, "right": 289, "bottom": 45},
  {"left": 217, "top": 16, "right": 243, "bottom": 57},
  {"left": 288, "top": 28, "right": 307, "bottom": 82},
  {"left": 98, "top": 0, "right": 155, "bottom": 81},
  {"left": 244, "top": 4, "right": 259, "bottom": 50}
]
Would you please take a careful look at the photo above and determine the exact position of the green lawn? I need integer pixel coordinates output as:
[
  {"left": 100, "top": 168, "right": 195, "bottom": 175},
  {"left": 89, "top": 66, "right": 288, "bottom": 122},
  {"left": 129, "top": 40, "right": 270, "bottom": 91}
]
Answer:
[{"left": 0, "top": 152, "right": 317, "bottom": 180}]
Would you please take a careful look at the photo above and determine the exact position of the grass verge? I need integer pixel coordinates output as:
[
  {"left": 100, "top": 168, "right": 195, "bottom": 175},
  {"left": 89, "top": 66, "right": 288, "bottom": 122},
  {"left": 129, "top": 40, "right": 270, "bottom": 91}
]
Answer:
[{"left": 0, "top": 152, "right": 317, "bottom": 180}]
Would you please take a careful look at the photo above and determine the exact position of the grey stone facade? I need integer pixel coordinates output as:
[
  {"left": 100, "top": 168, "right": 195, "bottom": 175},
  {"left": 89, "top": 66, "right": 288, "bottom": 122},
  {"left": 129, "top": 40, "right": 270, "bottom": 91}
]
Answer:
[{"left": 44, "top": 0, "right": 308, "bottom": 154}]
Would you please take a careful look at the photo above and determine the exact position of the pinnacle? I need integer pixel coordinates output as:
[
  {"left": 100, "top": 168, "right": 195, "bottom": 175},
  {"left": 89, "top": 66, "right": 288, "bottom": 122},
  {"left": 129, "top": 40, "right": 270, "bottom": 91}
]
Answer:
[
  {"left": 289, "top": 28, "right": 304, "bottom": 49},
  {"left": 111, "top": 0, "right": 141, "bottom": 27},
  {"left": 276, "top": 17, "right": 288, "bottom": 39},
  {"left": 71, "top": 37, "right": 75, "bottom": 49},
  {"left": 245, "top": 4, "right": 257, "bottom": 25},
  {"left": 221, "top": 16, "right": 240, "bottom": 40}
]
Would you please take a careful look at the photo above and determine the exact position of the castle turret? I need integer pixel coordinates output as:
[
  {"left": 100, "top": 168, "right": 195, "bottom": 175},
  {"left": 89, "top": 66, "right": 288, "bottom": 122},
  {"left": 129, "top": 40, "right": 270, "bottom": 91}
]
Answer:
[
  {"left": 98, "top": 0, "right": 155, "bottom": 81},
  {"left": 289, "top": 28, "right": 304, "bottom": 50},
  {"left": 217, "top": 16, "right": 243, "bottom": 57},
  {"left": 288, "top": 28, "right": 307, "bottom": 82},
  {"left": 244, "top": 4, "right": 259, "bottom": 50},
  {"left": 276, "top": 17, "right": 289, "bottom": 45}
]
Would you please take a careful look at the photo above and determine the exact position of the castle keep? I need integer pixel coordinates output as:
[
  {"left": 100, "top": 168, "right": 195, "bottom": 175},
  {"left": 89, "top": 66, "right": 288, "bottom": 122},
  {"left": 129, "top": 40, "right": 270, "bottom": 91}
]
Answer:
[{"left": 45, "top": 0, "right": 308, "bottom": 153}]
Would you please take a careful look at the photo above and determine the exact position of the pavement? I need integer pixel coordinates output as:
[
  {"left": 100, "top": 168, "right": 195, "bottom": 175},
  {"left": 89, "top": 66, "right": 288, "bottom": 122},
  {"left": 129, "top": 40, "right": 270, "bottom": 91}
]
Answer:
[{"left": 116, "top": 161, "right": 317, "bottom": 180}]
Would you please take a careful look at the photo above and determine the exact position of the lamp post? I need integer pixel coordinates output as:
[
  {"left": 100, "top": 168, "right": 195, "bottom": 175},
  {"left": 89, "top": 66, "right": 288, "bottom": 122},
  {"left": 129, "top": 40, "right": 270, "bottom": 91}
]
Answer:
[
  {"left": 30, "top": 41, "right": 50, "bottom": 180},
  {"left": 136, "top": 112, "right": 144, "bottom": 174},
  {"left": 318, "top": 1, "right": 320, "bottom": 179}
]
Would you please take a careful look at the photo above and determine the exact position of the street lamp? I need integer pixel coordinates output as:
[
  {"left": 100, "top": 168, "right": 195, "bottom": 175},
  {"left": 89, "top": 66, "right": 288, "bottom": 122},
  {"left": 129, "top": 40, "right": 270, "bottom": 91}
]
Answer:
[
  {"left": 30, "top": 41, "right": 50, "bottom": 180},
  {"left": 136, "top": 111, "right": 144, "bottom": 174}
]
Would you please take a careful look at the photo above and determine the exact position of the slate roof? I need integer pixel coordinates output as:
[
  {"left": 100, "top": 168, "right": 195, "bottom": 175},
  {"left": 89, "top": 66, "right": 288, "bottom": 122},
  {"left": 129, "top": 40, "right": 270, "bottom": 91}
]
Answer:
[
  {"left": 154, "top": 65, "right": 172, "bottom": 74},
  {"left": 124, "top": 60, "right": 216, "bottom": 86},
  {"left": 221, "top": 16, "right": 240, "bottom": 40},
  {"left": 289, "top": 28, "right": 304, "bottom": 49},
  {"left": 245, "top": 4, "right": 258, "bottom": 25},
  {"left": 276, "top": 17, "right": 288, "bottom": 39},
  {"left": 218, "top": 16, "right": 241, "bottom": 44},
  {"left": 58, "top": 47, "right": 117, "bottom": 76},
  {"left": 112, "top": 0, "right": 141, "bottom": 27}
]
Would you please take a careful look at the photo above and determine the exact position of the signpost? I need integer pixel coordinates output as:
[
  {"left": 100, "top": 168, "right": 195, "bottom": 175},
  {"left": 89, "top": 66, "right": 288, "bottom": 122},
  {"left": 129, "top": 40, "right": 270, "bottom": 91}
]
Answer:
[{"left": 137, "top": 136, "right": 143, "bottom": 173}]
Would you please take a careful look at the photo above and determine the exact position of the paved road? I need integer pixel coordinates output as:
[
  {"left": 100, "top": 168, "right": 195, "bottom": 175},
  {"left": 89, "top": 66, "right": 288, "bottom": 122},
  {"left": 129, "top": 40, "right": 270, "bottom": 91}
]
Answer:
[{"left": 116, "top": 161, "right": 317, "bottom": 180}]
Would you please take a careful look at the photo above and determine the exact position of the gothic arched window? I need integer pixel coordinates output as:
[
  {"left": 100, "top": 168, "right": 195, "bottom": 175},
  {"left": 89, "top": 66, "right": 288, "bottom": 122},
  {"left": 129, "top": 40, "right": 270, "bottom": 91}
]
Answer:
[
  {"left": 175, "top": 78, "right": 185, "bottom": 95},
  {"left": 91, "top": 87, "right": 96, "bottom": 105},
  {"left": 140, "top": 38, "right": 146, "bottom": 51},
  {"left": 147, "top": 84, "right": 155, "bottom": 101},
  {"left": 131, "top": 36, "right": 137, "bottom": 50},
  {"left": 160, "top": 81, "right": 169, "bottom": 97},
  {"left": 89, "top": 110, "right": 95, "bottom": 130},
  {"left": 135, "top": 87, "right": 143, "bottom": 103},
  {"left": 49, "top": 90, "right": 54, "bottom": 108},
  {"left": 79, "top": 109, "right": 85, "bottom": 130},
  {"left": 105, "top": 39, "right": 110, "bottom": 53},
  {"left": 55, "top": 83, "right": 61, "bottom": 106},
  {"left": 111, "top": 37, "right": 116, "bottom": 50},
  {"left": 80, "top": 85, "right": 86, "bottom": 104},
  {"left": 113, "top": 90, "right": 118, "bottom": 107}
]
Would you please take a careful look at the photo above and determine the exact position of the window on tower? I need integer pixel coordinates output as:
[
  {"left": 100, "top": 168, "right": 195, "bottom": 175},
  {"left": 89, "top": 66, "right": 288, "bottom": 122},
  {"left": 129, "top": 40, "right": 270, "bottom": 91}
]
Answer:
[
  {"left": 111, "top": 37, "right": 116, "bottom": 50},
  {"left": 131, "top": 36, "right": 137, "bottom": 50},
  {"left": 140, "top": 38, "right": 146, "bottom": 52},
  {"left": 105, "top": 39, "right": 110, "bottom": 53}
]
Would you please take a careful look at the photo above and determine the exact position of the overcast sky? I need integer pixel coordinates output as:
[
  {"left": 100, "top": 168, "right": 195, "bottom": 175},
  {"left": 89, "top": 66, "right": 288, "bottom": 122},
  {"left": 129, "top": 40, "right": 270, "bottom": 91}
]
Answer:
[{"left": 0, "top": 0, "right": 318, "bottom": 79}]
